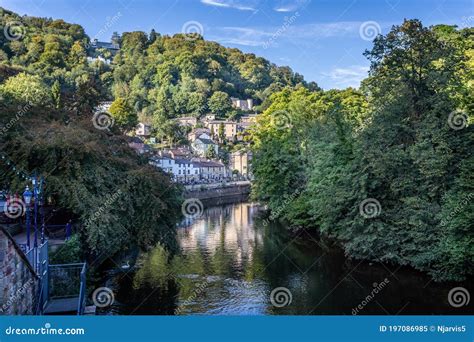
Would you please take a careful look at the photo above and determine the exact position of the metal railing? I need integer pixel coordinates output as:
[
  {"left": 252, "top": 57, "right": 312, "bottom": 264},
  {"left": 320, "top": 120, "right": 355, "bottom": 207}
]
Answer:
[
  {"left": 48, "top": 262, "right": 87, "bottom": 315},
  {"left": 78, "top": 263, "right": 87, "bottom": 315}
]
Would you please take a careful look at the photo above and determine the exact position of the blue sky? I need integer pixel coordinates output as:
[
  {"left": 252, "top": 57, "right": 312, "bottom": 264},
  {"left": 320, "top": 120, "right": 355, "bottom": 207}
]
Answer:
[{"left": 2, "top": 0, "right": 472, "bottom": 89}]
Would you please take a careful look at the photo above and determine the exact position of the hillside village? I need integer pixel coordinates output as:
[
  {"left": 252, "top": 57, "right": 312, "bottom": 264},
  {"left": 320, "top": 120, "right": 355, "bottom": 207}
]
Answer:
[
  {"left": 90, "top": 36, "right": 256, "bottom": 185},
  {"left": 97, "top": 97, "right": 255, "bottom": 185},
  {"left": 0, "top": 3, "right": 472, "bottom": 320}
]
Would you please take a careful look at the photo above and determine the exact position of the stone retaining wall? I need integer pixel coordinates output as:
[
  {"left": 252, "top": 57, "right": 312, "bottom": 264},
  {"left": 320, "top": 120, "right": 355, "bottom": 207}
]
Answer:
[
  {"left": 0, "top": 227, "right": 39, "bottom": 315},
  {"left": 185, "top": 183, "right": 251, "bottom": 200}
]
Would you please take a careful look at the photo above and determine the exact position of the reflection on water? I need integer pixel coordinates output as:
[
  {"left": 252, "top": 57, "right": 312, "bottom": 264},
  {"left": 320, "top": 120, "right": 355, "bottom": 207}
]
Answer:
[{"left": 103, "top": 202, "right": 471, "bottom": 315}]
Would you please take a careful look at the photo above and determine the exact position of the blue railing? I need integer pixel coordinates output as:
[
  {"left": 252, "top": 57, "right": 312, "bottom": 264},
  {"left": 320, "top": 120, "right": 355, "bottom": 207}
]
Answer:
[
  {"left": 78, "top": 263, "right": 87, "bottom": 315},
  {"left": 48, "top": 262, "right": 87, "bottom": 315}
]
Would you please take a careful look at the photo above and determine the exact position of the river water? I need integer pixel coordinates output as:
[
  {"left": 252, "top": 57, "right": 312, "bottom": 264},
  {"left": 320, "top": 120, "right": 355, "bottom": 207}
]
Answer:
[{"left": 100, "top": 201, "right": 470, "bottom": 315}]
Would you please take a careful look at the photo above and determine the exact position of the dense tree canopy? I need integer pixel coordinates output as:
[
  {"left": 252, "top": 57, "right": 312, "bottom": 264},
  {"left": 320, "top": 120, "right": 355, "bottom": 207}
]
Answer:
[
  {"left": 250, "top": 20, "right": 472, "bottom": 282},
  {"left": 0, "top": 8, "right": 181, "bottom": 263},
  {"left": 1, "top": 8, "right": 471, "bottom": 281}
]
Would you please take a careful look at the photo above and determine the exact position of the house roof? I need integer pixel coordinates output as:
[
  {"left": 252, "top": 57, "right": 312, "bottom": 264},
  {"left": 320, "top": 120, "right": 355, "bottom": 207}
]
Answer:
[
  {"left": 207, "top": 120, "right": 237, "bottom": 125},
  {"left": 175, "top": 159, "right": 193, "bottom": 165},
  {"left": 195, "top": 138, "right": 216, "bottom": 145},
  {"left": 192, "top": 160, "right": 224, "bottom": 167},
  {"left": 175, "top": 116, "right": 197, "bottom": 121},
  {"left": 92, "top": 41, "right": 119, "bottom": 50}
]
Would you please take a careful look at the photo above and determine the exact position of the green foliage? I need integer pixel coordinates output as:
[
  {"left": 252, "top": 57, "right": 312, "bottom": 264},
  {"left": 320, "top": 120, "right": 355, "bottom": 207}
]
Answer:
[
  {"left": 250, "top": 20, "right": 473, "bottom": 282},
  {"left": 51, "top": 79, "right": 61, "bottom": 109},
  {"left": 109, "top": 29, "right": 317, "bottom": 129},
  {"left": 208, "top": 91, "right": 232, "bottom": 118},
  {"left": 0, "top": 8, "right": 182, "bottom": 265},
  {"left": 50, "top": 235, "right": 82, "bottom": 264},
  {"left": 205, "top": 145, "right": 217, "bottom": 159},
  {"left": 0, "top": 72, "right": 51, "bottom": 105},
  {"left": 109, "top": 97, "right": 137, "bottom": 131}
]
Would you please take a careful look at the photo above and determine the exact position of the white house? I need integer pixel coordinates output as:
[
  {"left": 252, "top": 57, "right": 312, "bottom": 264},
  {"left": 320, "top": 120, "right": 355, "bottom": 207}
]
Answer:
[
  {"left": 150, "top": 157, "right": 200, "bottom": 182},
  {"left": 231, "top": 98, "right": 254, "bottom": 111},
  {"left": 150, "top": 156, "right": 229, "bottom": 182},
  {"left": 174, "top": 159, "right": 201, "bottom": 181},
  {"left": 191, "top": 137, "right": 218, "bottom": 157},
  {"left": 150, "top": 156, "right": 175, "bottom": 174},
  {"left": 188, "top": 128, "right": 211, "bottom": 142},
  {"left": 192, "top": 160, "right": 227, "bottom": 180},
  {"left": 136, "top": 123, "right": 151, "bottom": 137}
]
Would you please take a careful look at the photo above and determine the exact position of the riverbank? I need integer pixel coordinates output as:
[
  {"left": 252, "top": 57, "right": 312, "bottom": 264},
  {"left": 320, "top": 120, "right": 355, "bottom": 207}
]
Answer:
[
  {"left": 184, "top": 181, "right": 251, "bottom": 200},
  {"left": 96, "top": 200, "right": 471, "bottom": 315}
]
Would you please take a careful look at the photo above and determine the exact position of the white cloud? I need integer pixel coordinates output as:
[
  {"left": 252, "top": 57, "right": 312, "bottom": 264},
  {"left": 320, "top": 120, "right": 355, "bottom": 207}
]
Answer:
[
  {"left": 200, "top": 0, "right": 258, "bottom": 11},
  {"left": 273, "top": 0, "right": 310, "bottom": 12},
  {"left": 211, "top": 26, "right": 270, "bottom": 46},
  {"left": 210, "top": 21, "right": 366, "bottom": 47},
  {"left": 321, "top": 65, "right": 369, "bottom": 89}
]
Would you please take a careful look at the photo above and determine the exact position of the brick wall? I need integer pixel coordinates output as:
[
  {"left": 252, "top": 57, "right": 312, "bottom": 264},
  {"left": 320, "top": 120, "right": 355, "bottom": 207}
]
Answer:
[{"left": 0, "top": 227, "right": 39, "bottom": 315}]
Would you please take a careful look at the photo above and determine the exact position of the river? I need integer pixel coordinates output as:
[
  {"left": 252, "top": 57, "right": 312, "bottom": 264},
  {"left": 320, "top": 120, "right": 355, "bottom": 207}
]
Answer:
[{"left": 99, "top": 201, "right": 470, "bottom": 315}]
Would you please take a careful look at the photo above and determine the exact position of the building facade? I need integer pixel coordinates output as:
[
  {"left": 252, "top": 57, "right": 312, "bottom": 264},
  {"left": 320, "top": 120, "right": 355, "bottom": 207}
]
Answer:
[
  {"left": 231, "top": 98, "right": 254, "bottom": 111},
  {"left": 136, "top": 123, "right": 151, "bottom": 137},
  {"left": 230, "top": 150, "right": 252, "bottom": 178},
  {"left": 205, "top": 120, "right": 239, "bottom": 141},
  {"left": 191, "top": 137, "right": 219, "bottom": 157}
]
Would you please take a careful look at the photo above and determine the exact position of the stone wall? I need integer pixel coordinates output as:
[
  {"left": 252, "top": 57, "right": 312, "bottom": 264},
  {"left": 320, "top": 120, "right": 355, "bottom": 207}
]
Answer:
[
  {"left": 185, "top": 183, "right": 251, "bottom": 200},
  {"left": 0, "top": 227, "right": 39, "bottom": 315}
]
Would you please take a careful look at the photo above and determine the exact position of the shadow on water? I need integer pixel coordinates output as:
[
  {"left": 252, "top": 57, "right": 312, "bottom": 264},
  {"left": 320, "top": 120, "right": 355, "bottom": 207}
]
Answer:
[{"left": 97, "top": 201, "right": 472, "bottom": 315}]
